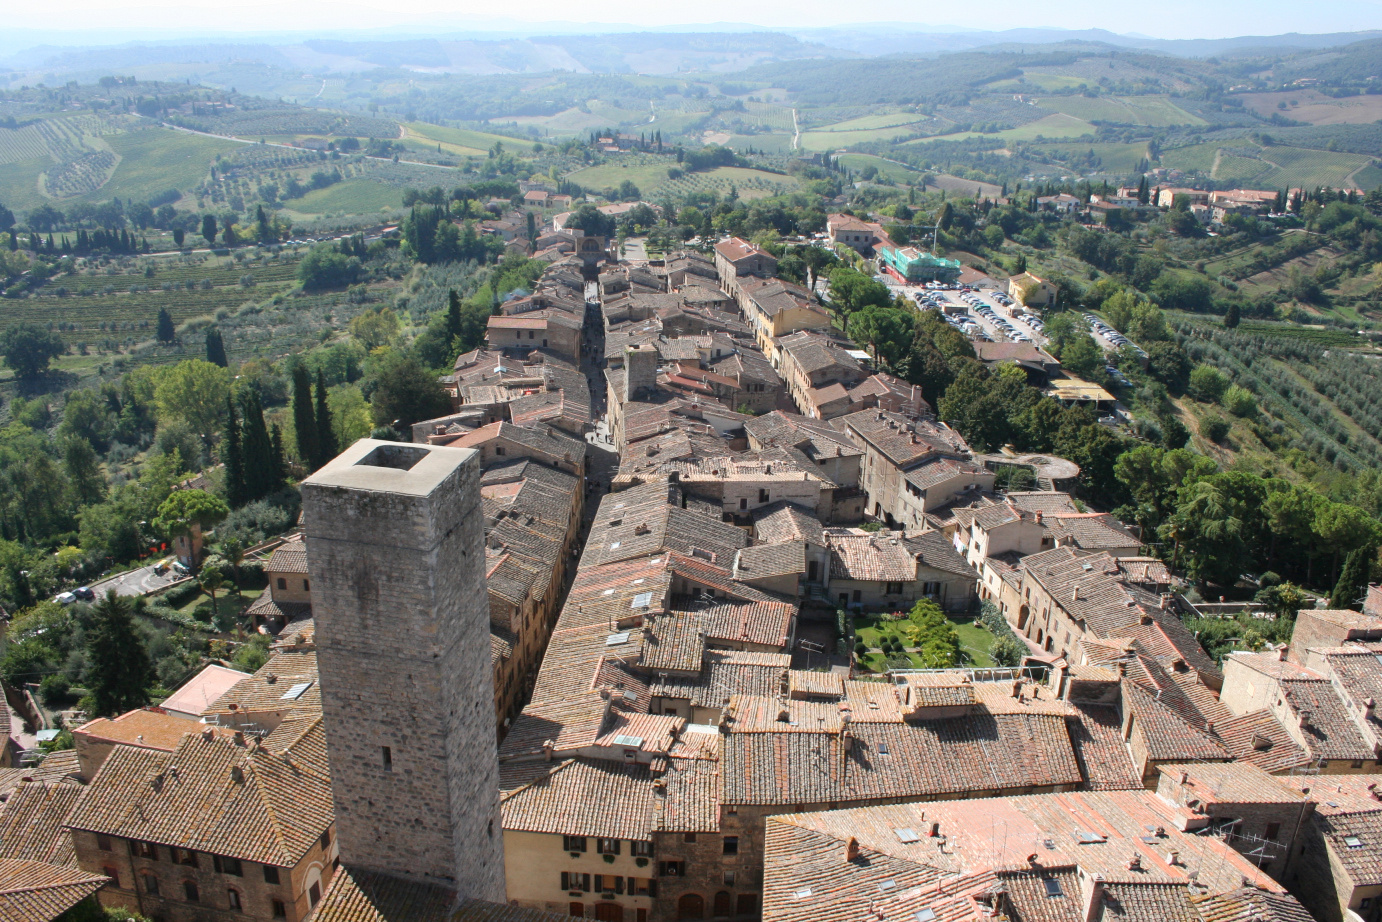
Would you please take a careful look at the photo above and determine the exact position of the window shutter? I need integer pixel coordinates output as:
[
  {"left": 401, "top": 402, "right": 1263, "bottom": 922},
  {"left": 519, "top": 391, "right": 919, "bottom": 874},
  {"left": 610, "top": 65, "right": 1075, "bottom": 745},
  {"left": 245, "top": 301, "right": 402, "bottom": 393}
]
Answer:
[{"left": 561, "top": 872, "right": 570, "bottom": 891}]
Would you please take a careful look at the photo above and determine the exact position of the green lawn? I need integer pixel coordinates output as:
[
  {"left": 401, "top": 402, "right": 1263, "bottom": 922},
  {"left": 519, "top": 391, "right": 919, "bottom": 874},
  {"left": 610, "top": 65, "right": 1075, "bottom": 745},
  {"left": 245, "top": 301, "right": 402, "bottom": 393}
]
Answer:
[
  {"left": 853, "top": 612, "right": 996, "bottom": 673},
  {"left": 799, "top": 125, "right": 926, "bottom": 151},
  {"left": 836, "top": 153, "right": 922, "bottom": 182},
  {"left": 175, "top": 586, "right": 264, "bottom": 626},
  {"left": 1030, "top": 141, "right": 1152, "bottom": 174}
]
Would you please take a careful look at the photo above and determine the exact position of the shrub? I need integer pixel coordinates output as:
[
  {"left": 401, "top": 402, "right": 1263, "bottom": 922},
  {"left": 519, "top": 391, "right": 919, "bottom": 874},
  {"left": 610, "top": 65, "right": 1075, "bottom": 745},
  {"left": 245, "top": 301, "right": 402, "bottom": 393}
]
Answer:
[
  {"left": 854, "top": 642, "right": 867, "bottom": 657},
  {"left": 1203, "top": 418, "right": 1231, "bottom": 442},
  {"left": 991, "top": 634, "right": 1027, "bottom": 668},
  {"left": 1189, "top": 365, "right": 1229, "bottom": 402},
  {"left": 1222, "top": 384, "right": 1257, "bottom": 418},
  {"left": 39, "top": 674, "right": 75, "bottom": 707}
]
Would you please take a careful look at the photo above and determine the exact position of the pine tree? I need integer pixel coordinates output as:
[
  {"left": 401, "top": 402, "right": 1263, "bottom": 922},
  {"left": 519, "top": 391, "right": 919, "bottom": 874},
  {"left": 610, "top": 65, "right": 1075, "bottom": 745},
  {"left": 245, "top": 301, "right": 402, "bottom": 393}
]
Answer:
[
  {"left": 1223, "top": 303, "right": 1240, "bottom": 329},
  {"left": 223, "top": 396, "right": 246, "bottom": 508},
  {"left": 291, "top": 365, "right": 319, "bottom": 470},
  {"left": 314, "top": 369, "right": 336, "bottom": 467},
  {"left": 205, "top": 327, "right": 228, "bottom": 367},
  {"left": 156, "top": 307, "right": 175, "bottom": 343},
  {"left": 85, "top": 591, "right": 154, "bottom": 717}
]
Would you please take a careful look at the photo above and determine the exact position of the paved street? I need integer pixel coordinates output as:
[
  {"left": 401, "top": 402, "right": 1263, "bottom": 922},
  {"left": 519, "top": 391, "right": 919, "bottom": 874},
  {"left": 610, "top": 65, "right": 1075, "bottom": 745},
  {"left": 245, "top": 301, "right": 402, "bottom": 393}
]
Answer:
[{"left": 89, "top": 563, "right": 186, "bottom": 598}]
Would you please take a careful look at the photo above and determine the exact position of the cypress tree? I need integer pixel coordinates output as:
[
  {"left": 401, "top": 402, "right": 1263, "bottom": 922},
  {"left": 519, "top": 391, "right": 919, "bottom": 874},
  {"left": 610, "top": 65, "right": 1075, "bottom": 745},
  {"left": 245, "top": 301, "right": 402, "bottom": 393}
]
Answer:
[
  {"left": 205, "top": 327, "right": 228, "bottom": 367},
  {"left": 269, "top": 424, "right": 286, "bottom": 491},
  {"left": 1332, "top": 545, "right": 1375, "bottom": 610},
  {"left": 156, "top": 307, "right": 175, "bottom": 343},
  {"left": 314, "top": 368, "right": 337, "bottom": 467},
  {"left": 446, "top": 289, "right": 463, "bottom": 343},
  {"left": 240, "top": 390, "right": 274, "bottom": 502},
  {"left": 291, "top": 365, "right": 319, "bottom": 470},
  {"left": 223, "top": 396, "right": 246, "bottom": 508}
]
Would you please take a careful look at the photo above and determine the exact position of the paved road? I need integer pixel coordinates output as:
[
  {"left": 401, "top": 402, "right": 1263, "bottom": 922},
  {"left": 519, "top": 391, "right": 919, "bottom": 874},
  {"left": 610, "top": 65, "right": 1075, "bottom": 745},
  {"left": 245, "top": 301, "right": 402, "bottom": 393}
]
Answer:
[{"left": 89, "top": 564, "right": 186, "bottom": 599}]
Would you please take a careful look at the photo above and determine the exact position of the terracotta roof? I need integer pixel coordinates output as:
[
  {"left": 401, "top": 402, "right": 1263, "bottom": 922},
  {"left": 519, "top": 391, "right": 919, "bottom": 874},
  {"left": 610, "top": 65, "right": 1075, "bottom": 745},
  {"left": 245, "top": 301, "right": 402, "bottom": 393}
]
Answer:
[
  {"left": 265, "top": 539, "right": 308, "bottom": 573},
  {"left": 64, "top": 732, "right": 333, "bottom": 867},
  {"left": 1157, "top": 762, "right": 1304, "bottom": 805},
  {"left": 75, "top": 708, "right": 229, "bottom": 753},
  {"left": 1214, "top": 710, "right": 1310, "bottom": 773},
  {"left": 827, "top": 532, "right": 917, "bottom": 583},
  {"left": 1191, "top": 889, "right": 1316, "bottom": 922},
  {"left": 0, "top": 783, "right": 82, "bottom": 865},
  {"left": 752, "top": 501, "right": 826, "bottom": 546},
  {"left": 1068, "top": 702, "right": 1144, "bottom": 791},
  {"left": 502, "top": 759, "right": 656, "bottom": 841},
  {"left": 734, "top": 542, "right": 806, "bottom": 581},
  {"left": 159, "top": 664, "right": 250, "bottom": 717},
  {"left": 312, "top": 866, "right": 567, "bottom": 922},
  {"left": 1279, "top": 676, "right": 1374, "bottom": 760},
  {"left": 0, "top": 857, "right": 108, "bottom": 922},
  {"left": 1123, "top": 683, "right": 1229, "bottom": 762},
  {"left": 705, "top": 600, "right": 795, "bottom": 649},
  {"left": 204, "top": 651, "right": 320, "bottom": 718}
]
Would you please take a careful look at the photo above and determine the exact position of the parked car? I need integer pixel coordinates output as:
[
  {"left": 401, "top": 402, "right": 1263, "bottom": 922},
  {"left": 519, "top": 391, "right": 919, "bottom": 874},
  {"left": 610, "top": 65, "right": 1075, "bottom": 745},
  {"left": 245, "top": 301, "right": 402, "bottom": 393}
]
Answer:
[
  {"left": 54, "top": 592, "right": 76, "bottom": 605},
  {"left": 74, "top": 586, "right": 95, "bottom": 601}
]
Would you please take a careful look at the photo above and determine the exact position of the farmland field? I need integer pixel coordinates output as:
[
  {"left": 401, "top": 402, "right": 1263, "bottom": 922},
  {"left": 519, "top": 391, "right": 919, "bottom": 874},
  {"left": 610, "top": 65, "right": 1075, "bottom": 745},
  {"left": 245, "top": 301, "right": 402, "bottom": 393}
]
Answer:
[
  {"left": 280, "top": 179, "right": 402, "bottom": 216},
  {"left": 1160, "top": 140, "right": 1377, "bottom": 189},
  {"left": 909, "top": 113, "right": 1097, "bottom": 145},
  {"left": 799, "top": 124, "right": 927, "bottom": 150},
  {"left": 401, "top": 122, "right": 520, "bottom": 158},
  {"left": 565, "top": 158, "right": 681, "bottom": 196},
  {"left": 1034, "top": 95, "right": 1206, "bottom": 127},
  {"left": 986, "top": 74, "right": 1090, "bottom": 91},
  {"left": 1032, "top": 141, "right": 1151, "bottom": 174},
  {"left": 1158, "top": 141, "right": 1221, "bottom": 174},
  {"left": 1235, "top": 90, "right": 1382, "bottom": 126},
  {"left": 653, "top": 166, "right": 800, "bottom": 201},
  {"left": 835, "top": 153, "right": 921, "bottom": 181},
  {"left": 725, "top": 133, "right": 794, "bottom": 154},
  {"left": 816, "top": 112, "right": 927, "bottom": 132}
]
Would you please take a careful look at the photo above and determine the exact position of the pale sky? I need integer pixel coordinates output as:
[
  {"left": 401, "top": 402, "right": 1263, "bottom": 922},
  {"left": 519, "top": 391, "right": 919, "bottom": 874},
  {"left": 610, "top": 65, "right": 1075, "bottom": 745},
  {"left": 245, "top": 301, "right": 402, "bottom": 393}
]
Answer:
[{"left": 4, "top": 0, "right": 1381, "bottom": 41}]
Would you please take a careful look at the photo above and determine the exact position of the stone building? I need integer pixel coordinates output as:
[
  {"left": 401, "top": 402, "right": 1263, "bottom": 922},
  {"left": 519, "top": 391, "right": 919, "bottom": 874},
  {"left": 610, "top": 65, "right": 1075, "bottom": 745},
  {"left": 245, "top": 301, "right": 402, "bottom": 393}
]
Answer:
[{"left": 301, "top": 440, "right": 505, "bottom": 900}]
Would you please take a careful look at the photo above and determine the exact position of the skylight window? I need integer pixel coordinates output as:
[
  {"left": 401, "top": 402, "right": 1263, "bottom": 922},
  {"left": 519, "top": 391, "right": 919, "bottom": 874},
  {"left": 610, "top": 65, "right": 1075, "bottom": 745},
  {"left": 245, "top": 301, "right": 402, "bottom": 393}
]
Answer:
[
  {"left": 795, "top": 888, "right": 813, "bottom": 900},
  {"left": 606, "top": 632, "right": 630, "bottom": 646},
  {"left": 877, "top": 741, "right": 890, "bottom": 755},
  {"left": 280, "top": 681, "right": 313, "bottom": 701},
  {"left": 632, "top": 592, "right": 653, "bottom": 609},
  {"left": 894, "top": 828, "right": 920, "bottom": 844},
  {"left": 1346, "top": 836, "right": 1365, "bottom": 848},
  {"left": 1076, "top": 830, "right": 1106, "bottom": 844},
  {"left": 916, "top": 910, "right": 936, "bottom": 922},
  {"left": 878, "top": 880, "right": 896, "bottom": 892},
  {"left": 1043, "top": 879, "right": 1064, "bottom": 897},
  {"left": 611, "top": 735, "right": 644, "bottom": 747}
]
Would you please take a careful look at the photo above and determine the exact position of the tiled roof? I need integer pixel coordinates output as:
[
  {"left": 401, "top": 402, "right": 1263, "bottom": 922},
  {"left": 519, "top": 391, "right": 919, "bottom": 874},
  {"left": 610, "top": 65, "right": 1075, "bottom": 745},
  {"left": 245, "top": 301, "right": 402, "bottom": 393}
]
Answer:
[
  {"left": 827, "top": 532, "right": 917, "bottom": 582},
  {"left": 650, "top": 651, "right": 791, "bottom": 709},
  {"left": 641, "top": 613, "right": 708, "bottom": 673},
  {"left": 832, "top": 407, "right": 971, "bottom": 468},
  {"left": 1280, "top": 676, "right": 1374, "bottom": 760},
  {"left": 0, "top": 857, "right": 108, "bottom": 922},
  {"left": 265, "top": 538, "right": 308, "bottom": 573},
  {"left": 64, "top": 732, "right": 333, "bottom": 867},
  {"left": 1068, "top": 702, "right": 1144, "bottom": 791},
  {"left": 1214, "top": 710, "right": 1310, "bottom": 773},
  {"left": 204, "top": 651, "right": 320, "bottom": 717},
  {"left": 1047, "top": 513, "right": 1141, "bottom": 551},
  {"left": 1191, "top": 889, "right": 1316, "bottom": 922},
  {"left": 723, "top": 712, "right": 1082, "bottom": 806},
  {"left": 1157, "top": 762, "right": 1303, "bottom": 805},
  {"left": 1314, "top": 809, "right": 1382, "bottom": 885},
  {"left": 705, "top": 601, "right": 795, "bottom": 649},
  {"left": 903, "top": 531, "right": 979, "bottom": 578},
  {"left": 502, "top": 759, "right": 656, "bottom": 841},
  {"left": 76, "top": 708, "right": 230, "bottom": 753},
  {"left": 734, "top": 542, "right": 806, "bottom": 581},
  {"left": 1123, "top": 683, "right": 1229, "bottom": 762},
  {"left": 312, "top": 866, "right": 567, "bottom": 922},
  {"left": 752, "top": 501, "right": 826, "bottom": 546},
  {"left": 0, "top": 783, "right": 82, "bottom": 865}
]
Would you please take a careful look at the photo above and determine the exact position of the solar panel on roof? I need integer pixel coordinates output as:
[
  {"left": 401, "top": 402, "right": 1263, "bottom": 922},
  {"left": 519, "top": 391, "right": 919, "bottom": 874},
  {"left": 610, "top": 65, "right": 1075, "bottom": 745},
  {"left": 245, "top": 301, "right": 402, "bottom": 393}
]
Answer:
[
  {"left": 606, "top": 632, "right": 631, "bottom": 646},
  {"left": 611, "top": 734, "right": 644, "bottom": 747},
  {"left": 280, "top": 681, "right": 313, "bottom": 701}
]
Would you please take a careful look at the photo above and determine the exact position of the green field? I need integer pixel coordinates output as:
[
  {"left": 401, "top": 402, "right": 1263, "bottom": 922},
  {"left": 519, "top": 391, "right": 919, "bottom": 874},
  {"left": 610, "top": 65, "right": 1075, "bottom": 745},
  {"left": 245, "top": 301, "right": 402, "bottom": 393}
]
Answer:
[
  {"left": 1158, "top": 141, "right": 1221, "bottom": 174},
  {"left": 402, "top": 122, "right": 521, "bottom": 158},
  {"left": 1160, "top": 141, "right": 1376, "bottom": 190},
  {"left": 1033, "top": 141, "right": 1151, "bottom": 174},
  {"left": 725, "top": 133, "right": 794, "bottom": 154},
  {"left": 565, "top": 158, "right": 681, "bottom": 196},
  {"left": 499, "top": 102, "right": 651, "bottom": 136},
  {"left": 987, "top": 73, "right": 1091, "bottom": 91},
  {"left": 1034, "top": 95, "right": 1206, "bottom": 127},
  {"left": 654, "top": 166, "right": 800, "bottom": 201},
  {"left": 281, "top": 179, "right": 403, "bottom": 215},
  {"left": 799, "top": 124, "right": 926, "bottom": 151},
  {"left": 835, "top": 153, "right": 921, "bottom": 181},
  {"left": 816, "top": 112, "right": 927, "bottom": 132},
  {"left": 0, "top": 123, "right": 239, "bottom": 211},
  {"left": 909, "top": 113, "right": 1097, "bottom": 145}
]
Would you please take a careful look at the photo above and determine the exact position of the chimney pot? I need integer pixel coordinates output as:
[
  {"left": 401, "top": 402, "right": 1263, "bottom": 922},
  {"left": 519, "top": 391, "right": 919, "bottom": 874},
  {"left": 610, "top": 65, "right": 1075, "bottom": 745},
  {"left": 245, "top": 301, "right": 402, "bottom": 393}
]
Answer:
[{"left": 846, "top": 836, "right": 860, "bottom": 862}]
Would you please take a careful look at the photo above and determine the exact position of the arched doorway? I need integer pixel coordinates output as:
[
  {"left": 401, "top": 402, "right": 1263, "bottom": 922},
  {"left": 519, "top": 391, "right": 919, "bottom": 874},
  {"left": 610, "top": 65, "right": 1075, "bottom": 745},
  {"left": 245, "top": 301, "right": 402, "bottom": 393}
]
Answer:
[
  {"left": 678, "top": 894, "right": 705, "bottom": 920},
  {"left": 1017, "top": 604, "right": 1030, "bottom": 631},
  {"left": 713, "top": 892, "right": 732, "bottom": 917}
]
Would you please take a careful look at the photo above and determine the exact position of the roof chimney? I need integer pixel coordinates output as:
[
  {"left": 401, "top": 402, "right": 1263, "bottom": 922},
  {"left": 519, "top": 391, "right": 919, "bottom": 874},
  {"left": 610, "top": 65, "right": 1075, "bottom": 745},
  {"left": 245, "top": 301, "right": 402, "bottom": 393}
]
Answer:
[
  {"left": 1082, "top": 873, "right": 1105, "bottom": 922},
  {"left": 1034, "top": 510, "right": 1043, "bottom": 524},
  {"left": 542, "top": 739, "right": 555, "bottom": 761},
  {"left": 846, "top": 836, "right": 860, "bottom": 862},
  {"left": 1072, "top": 584, "right": 1080, "bottom": 602},
  {"left": 1127, "top": 853, "right": 1142, "bottom": 871}
]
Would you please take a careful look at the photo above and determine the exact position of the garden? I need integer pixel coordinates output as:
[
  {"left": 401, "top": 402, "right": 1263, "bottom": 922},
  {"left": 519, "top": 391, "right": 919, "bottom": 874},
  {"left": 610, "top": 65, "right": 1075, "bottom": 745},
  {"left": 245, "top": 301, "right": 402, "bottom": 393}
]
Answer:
[{"left": 850, "top": 599, "right": 1027, "bottom": 674}]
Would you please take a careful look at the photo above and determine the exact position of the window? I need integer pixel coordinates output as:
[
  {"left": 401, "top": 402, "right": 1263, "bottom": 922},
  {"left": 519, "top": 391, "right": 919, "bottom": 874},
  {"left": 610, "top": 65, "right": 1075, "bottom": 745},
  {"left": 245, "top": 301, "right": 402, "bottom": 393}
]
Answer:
[
  {"left": 564, "top": 836, "right": 588, "bottom": 853},
  {"left": 758, "top": 489, "right": 769, "bottom": 503},
  {"left": 273, "top": 900, "right": 287, "bottom": 919},
  {"left": 184, "top": 880, "right": 200, "bottom": 902},
  {"left": 381, "top": 746, "right": 392, "bottom": 772},
  {"left": 1265, "top": 823, "right": 1281, "bottom": 842},
  {"left": 683, "top": 833, "right": 697, "bottom": 844},
  {"left": 736, "top": 895, "right": 758, "bottom": 916},
  {"left": 228, "top": 889, "right": 243, "bottom": 912},
  {"left": 277, "top": 578, "right": 287, "bottom": 591},
  {"left": 528, "top": 331, "right": 536, "bottom": 340},
  {"left": 264, "top": 865, "right": 281, "bottom": 885},
  {"left": 176, "top": 849, "right": 199, "bottom": 868},
  {"left": 660, "top": 861, "right": 685, "bottom": 877},
  {"left": 597, "top": 838, "right": 621, "bottom": 856},
  {"left": 310, "top": 882, "right": 321, "bottom": 907},
  {"left": 135, "top": 841, "right": 158, "bottom": 860},
  {"left": 320, "top": 829, "right": 332, "bottom": 850},
  {"left": 1363, "top": 900, "right": 1373, "bottom": 911},
  {"left": 595, "top": 874, "right": 625, "bottom": 894},
  {"left": 630, "top": 878, "right": 656, "bottom": 897},
  {"left": 216, "top": 855, "right": 243, "bottom": 877},
  {"left": 723, "top": 871, "right": 736, "bottom": 886},
  {"left": 496, "top": 446, "right": 506, "bottom": 456},
  {"left": 303, "top": 579, "right": 310, "bottom": 591},
  {"left": 1043, "top": 879, "right": 1063, "bottom": 897},
  {"left": 143, "top": 873, "right": 159, "bottom": 896},
  {"left": 852, "top": 590, "right": 861, "bottom": 603},
  {"left": 631, "top": 841, "right": 654, "bottom": 858},
  {"left": 722, "top": 836, "right": 739, "bottom": 856},
  {"left": 103, "top": 866, "right": 120, "bottom": 888},
  {"left": 97, "top": 834, "right": 112, "bottom": 851},
  {"left": 561, "top": 872, "right": 592, "bottom": 892},
  {"left": 884, "top": 582, "right": 902, "bottom": 595},
  {"left": 739, "top": 498, "right": 747, "bottom": 510}
]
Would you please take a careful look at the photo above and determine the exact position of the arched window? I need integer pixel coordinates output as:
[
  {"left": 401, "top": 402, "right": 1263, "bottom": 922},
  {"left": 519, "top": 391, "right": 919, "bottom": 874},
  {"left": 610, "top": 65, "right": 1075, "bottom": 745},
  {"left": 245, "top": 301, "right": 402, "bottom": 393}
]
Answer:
[
  {"left": 141, "top": 872, "right": 159, "bottom": 897},
  {"left": 678, "top": 894, "right": 705, "bottom": 920}
]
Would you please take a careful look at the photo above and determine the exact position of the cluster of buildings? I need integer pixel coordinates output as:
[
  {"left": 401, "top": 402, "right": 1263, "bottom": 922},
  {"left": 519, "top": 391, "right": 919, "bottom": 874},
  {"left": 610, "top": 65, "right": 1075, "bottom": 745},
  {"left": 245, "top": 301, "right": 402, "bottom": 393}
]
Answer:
[
  {"left": 826, "top": 213, "right": 963, "bottom": 285},
  {"left": 9, "top": 222, "right": 1382, "bottom": 922}
]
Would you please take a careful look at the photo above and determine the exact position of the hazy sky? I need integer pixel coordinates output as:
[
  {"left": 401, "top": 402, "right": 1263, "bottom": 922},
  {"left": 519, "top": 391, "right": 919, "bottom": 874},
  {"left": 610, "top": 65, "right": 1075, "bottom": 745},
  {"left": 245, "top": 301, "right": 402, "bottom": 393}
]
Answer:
[{"left": 5, "top": 0, "right": 1381, "bottom": 39}]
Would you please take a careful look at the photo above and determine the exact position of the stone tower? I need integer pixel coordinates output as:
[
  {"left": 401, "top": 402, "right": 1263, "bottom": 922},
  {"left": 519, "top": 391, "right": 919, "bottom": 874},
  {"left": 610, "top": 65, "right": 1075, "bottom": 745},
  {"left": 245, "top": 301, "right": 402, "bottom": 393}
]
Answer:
[
  {"left": 300, "top": 439, "right": 504, "bottom": 900},
  {"left": 624, "top": 343, "right": 659, "bottom": 404}
]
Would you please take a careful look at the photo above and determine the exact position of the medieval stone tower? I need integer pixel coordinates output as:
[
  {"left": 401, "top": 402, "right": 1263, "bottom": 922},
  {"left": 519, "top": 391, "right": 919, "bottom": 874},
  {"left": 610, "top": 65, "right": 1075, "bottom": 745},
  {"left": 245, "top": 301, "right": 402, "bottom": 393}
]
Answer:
[
  {"left": 624, "top": 342, "right": 659, "bottom": 404},
  {"left": 301, "top": 439, "right": 504, "bottom": 900}
]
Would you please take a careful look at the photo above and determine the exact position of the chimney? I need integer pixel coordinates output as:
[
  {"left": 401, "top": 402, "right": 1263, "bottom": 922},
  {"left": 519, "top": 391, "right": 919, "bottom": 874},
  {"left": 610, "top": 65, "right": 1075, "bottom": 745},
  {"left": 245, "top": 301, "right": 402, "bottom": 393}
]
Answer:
[
  {"left": 1081, "top": 873, "right": 1105, "bottom": 922},
  {"left": 1034, "top": 510, "right": 1043, "bottom": 524},
  {"left": 928, "top": 822, "right": 941, "bottom": 838},
  {"left": 201, "top": 728, "right": 214, "bottom": 741},
  {"left": 542, "top": 739, "right": 555, "bottom": 761},
  {"left": 230, "top": 765, "right": 244, "bottom": 784},
  {"left": 233, "top": 731, "right": 245, "bottom": 747},
  {"left": 846, "top": 836, "right": 860, "bottom": 862},
  {"left": 1127, "top": 853, "right": 1142, "bottom": 871},
  {"left": 1072, "top": 584, "right": 1080, "bottom": 602},
  {"left": 1166, "top": 850, "right": 1181, "bottom": 867},
  {"left": 1179, "top": 770, "right": 1189, "bottom": 785}
]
